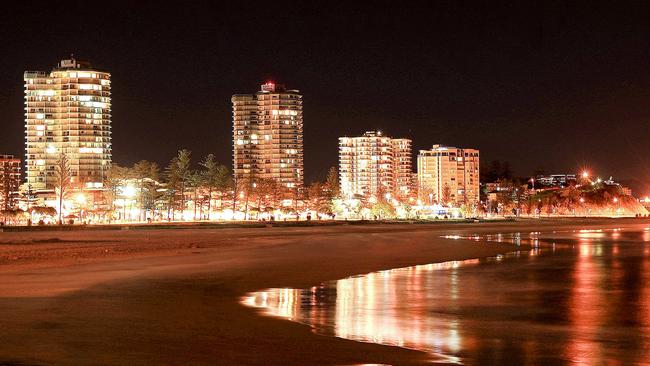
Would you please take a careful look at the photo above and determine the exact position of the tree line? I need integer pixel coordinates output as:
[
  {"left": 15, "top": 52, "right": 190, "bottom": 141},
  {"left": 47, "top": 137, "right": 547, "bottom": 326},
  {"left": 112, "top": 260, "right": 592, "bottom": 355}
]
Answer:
[{"left": 86, "top": 150, "right": 341, "bottom": 221}]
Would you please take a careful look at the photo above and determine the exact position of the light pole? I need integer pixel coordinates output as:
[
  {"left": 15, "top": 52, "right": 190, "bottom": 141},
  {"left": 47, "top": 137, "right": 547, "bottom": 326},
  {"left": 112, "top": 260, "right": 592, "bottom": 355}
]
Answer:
[{"left": 530, "top": 177, "right": 535, "bottom": 192}]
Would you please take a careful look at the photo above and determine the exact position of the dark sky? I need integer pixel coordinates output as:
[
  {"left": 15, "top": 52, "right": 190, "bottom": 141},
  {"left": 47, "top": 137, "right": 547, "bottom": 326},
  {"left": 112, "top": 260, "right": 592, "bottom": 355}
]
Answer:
[{"left": 0, "top": 2, "right": 648, "bottom": 185}]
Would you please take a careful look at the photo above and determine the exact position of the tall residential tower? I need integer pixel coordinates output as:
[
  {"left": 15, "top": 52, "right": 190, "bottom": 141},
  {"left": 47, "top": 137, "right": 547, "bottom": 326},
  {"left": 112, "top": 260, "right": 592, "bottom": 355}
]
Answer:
[
  {"left": 417, "top": 145, "right": 480, "bottom": 206},
  {"left": 339, "top": 131, "right": 412, "bottom": 199},
  {"left": 232, "top": 82, "right": 303, "bottom": 189},
  {"left": 24, "top": 57, "right": 111, "bottom": 191}
]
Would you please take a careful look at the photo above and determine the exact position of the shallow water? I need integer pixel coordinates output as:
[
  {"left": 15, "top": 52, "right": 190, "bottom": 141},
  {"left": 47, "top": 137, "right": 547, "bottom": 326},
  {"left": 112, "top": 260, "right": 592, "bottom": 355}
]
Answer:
[{"left": 244, "top": 229, "right": 650, "bottom": 365}]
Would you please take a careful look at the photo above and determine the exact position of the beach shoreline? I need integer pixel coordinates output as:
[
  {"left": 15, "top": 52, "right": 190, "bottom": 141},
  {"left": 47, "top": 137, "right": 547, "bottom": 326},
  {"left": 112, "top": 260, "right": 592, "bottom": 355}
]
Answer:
[{"left": 1, "top": 218, "right": 648, "bottom": 365}]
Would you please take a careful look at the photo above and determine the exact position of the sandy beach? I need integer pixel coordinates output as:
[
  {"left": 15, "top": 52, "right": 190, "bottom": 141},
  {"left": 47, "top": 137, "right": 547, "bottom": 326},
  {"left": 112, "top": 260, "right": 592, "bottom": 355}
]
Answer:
[{"left": 1, "top": 218, "right": 648, "bottom": 365}]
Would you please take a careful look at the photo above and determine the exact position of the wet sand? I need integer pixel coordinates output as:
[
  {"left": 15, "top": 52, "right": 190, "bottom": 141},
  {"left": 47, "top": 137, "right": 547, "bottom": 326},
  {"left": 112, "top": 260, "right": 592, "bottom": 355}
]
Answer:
[{"left": 1, "top": 218, "right": 648, "bottom": 365}]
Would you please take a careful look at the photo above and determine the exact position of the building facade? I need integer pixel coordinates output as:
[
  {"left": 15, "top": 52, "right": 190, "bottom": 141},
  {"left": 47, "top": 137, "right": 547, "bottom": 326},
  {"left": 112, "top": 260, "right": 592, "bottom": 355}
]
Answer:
[
  {"left": 24, "top": 57, "right": 111, "bottom": 191},
  {"left": 0, "top": 155, "right": 21, "bottom": 210},
  {"left": 338, "top": 131, "right": 412, "bottom": 199},
  {"left": 535, "top": 174, "right": 577, "bottom": 188},
  {"left": 417, "top": 145, "right": 480, "bottom": 206},
  {"left": 232, "top": 82, "right": 303, "bottom": 189}
]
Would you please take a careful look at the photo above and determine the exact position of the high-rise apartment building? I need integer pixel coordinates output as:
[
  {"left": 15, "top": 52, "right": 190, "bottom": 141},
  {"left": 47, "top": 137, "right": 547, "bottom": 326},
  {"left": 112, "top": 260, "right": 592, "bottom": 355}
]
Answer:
[
  {"left": 0, "top": 155, "right": 21, "bottom": 210},
  {"left": 24, "top": 57, "right": 111, "bottom": 191},
  {"left": 232, "top": 82, "right": 303, "bottom": 188},
  {"left": 417, "top": 145, "right": 480, "bottom": 206},
  {"left": 339, "top": 131, "right": 412, "bottom": 199}
]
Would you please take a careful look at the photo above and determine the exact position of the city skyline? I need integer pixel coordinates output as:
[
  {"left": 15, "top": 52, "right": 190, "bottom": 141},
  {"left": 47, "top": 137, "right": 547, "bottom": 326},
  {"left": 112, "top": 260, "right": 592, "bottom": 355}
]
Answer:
[{"left": 0, "top": 3, "right": 648, "bottom": 186}]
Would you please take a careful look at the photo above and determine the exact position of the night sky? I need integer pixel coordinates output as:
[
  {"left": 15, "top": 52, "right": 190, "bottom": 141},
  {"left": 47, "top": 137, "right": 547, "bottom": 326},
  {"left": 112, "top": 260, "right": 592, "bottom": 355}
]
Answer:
[{"left": 0, "top": 2, "right": 648, "bottom": 186}]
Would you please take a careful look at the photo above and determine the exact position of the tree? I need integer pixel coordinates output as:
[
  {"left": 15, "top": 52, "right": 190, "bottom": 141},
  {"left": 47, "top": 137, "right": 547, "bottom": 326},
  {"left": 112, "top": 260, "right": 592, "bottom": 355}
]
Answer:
[
  {"left": 200, "top": 154, "right": 231, "bottom": 220},
  {"left": 54, "top": 153, "right": 72, "bottom": 225},
  {"left": 307, "top": 181, "right": 329, "bottom": 218},
  {"left": 371, "top": 201, "right": 396, "bottom": 220},
  {"left": 460, "top": 202, "right": 478, "bottom": 218},
  {"left": 441, "top": 183, "right": 452, "bottom": 206},
  {"left": 188, "top": 170, "right": 203, "bottom": 220},
  {"left": 165, "top": 150, "right": 192, "bottom": 220},
  {"left": 234, "top": 177, "right": 255, "bottom": 219},
  {"left": 132, "top": 160, "right": 159, "bottom": 221},
  {"left": 324, "top": 167, "right": 340, "bottom": 199},
  {"left": 255, "top": 178, "right": 281, "bottom": 218},
  {"left": 419, "top": 185, "right": 435, "bottom": 205}
]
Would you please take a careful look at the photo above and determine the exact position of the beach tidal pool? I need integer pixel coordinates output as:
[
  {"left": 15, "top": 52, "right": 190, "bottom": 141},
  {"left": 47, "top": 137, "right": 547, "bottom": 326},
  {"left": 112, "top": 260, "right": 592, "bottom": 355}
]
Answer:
[{"left": 243, "top": 229, "right": 650, "bottom": 365}]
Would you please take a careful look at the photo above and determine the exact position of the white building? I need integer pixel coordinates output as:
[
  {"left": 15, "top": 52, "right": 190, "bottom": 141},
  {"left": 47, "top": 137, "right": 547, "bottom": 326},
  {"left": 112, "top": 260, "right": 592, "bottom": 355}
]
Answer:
[
  {"left": 24, "top": 57, "right": 111, "bottom": 191},
  {"left": 339, "top": 131, "right": 412, "bottom": 199},
  {"left": 232, "top": 82, "right": 303, "bottom": 189}
]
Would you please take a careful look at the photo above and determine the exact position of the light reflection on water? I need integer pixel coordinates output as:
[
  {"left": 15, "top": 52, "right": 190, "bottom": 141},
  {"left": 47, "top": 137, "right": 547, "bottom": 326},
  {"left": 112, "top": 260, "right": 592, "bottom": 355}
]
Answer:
[{"left": 243, "top": 229, "right": 650, "bottom": 365}]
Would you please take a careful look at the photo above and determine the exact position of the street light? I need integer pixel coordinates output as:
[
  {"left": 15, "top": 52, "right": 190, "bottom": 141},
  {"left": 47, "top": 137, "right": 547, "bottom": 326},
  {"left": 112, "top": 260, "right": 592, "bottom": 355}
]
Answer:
[
  {"left": 75, "top": 192, "right": 86, "bottom": 204},
  {"left": 123, "top": 185, "right": 136, "bottom": 198}
]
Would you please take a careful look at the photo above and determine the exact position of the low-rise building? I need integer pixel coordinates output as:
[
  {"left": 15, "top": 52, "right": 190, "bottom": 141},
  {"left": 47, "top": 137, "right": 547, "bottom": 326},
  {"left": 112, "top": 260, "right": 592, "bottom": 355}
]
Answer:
[{"left": 535, "top": 174, "right": 576, "bottom": 188}]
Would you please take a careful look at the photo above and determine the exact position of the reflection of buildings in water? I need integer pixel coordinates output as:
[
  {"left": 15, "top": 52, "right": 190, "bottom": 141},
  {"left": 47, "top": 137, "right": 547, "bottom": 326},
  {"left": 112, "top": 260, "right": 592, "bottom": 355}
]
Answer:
[
  {"left": 333, "top": 265, "right": 465, "bottom": 359},
  {"left": 565, "top": 230, "right": 650, "bottom": 364},
  {"left": 567, "top": 240, "right": 606, "bottom": 363},
  {"left": 247, "top": 259, "right": 481, "bottom": 362},
  {"left": 640, "top": 247, "right": 650, "bottom": 362},
  {"left": 243, "top": 230, "right": 650, "bottom": 364}
]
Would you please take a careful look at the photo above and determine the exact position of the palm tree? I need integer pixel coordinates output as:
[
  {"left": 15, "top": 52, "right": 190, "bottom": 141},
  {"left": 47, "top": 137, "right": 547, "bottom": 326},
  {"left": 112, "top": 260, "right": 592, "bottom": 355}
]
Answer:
[{"left": 54, "top": 153, "right": 72, "bottom": 225}]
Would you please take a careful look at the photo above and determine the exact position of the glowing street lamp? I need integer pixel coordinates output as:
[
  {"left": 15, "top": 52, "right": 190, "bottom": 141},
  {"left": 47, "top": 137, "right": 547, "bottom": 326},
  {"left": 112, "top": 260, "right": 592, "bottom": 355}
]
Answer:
[
  {"left": 582, "top": 171, "right": 589, "bottom": 179},
  {"left": 123, "top": 185, "right": 137, "bottom": 198},
  {"left": 75, "top": 192, "right": 86, "bottom": 204}
]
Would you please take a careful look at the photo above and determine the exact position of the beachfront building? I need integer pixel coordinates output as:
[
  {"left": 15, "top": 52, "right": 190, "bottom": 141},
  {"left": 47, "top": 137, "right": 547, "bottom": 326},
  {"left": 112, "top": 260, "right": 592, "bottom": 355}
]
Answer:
[
  {"left": 0, "top": 155, "right": 21, "bottom": 210},
  {"left": 24, "top": 57, "right": 112, "bottom": 192},
  {"left": 417, "top": 145, "right": 480, "bottom": 206},
  {"left": 338, "top": 131, "right": 412, "bottom": 200},
  {"left": 232, "top": 82, "right": 303, "bottom": 189}
]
